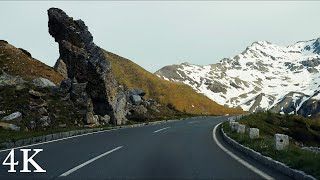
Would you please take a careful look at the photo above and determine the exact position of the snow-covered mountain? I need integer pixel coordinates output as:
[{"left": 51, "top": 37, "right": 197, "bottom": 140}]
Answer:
[{"left": 155, "top": 38, "right": 320, "bottom": 117}]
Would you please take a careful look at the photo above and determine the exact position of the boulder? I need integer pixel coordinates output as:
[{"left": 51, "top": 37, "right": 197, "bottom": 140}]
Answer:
[
  {"left": 32, "top": 77, "right": 56, "bottom": 88},
  {"left": 274, "top": 134, "right": 289, "bottom": 150},
  {"left": 130, "top": 95, "right": 142, "bottom": 105},
  {"left": 86, "top": 112, "right": 98, "bottom": 125},
  {"left": 0, "top": 122, "right": 20, "bottom": 131},
  {"left": 249, "top": 128, "right": 259, "bottom": 139},
  {"left": 0, "top": 71, "right": 25, "bottom": 86},
  {"left": 129, "top": 89, "right": 146, "bottom": 97},
  {"left": 93, "top": 115, "right": 100, "bottom": 124},
  {"left": 48, "top": 8, "right": 127, "bottom": 125},
  {"left": 99, "top": 114, "right": 111, "bottom": 124},
  {"left": 1, "top": 112, "right": 22, "bottom": 121}
]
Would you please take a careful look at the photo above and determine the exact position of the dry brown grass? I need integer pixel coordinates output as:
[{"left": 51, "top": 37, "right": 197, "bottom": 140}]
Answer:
[
  {"left": 103, "top": 50, "right": 244, "bottom": 115},
  {"left": 0, "top": 40, "right": 63, "bottom": 84}
]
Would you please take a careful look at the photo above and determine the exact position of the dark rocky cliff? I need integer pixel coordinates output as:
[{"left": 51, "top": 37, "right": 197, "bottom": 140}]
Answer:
[{"left": 48, "top": 8, "right": 127, "bottom": 125}]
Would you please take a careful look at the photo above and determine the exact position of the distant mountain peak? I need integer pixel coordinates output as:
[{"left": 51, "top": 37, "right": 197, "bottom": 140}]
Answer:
[
  {"left": 155, "top": 37, "right": 320, "bottom": 117},
  {"left": 251, "top": 40, "right": 272, "bottom": 46}
]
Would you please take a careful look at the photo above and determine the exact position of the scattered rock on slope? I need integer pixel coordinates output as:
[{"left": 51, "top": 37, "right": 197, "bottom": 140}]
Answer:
[
  {"left": 1, "top": 112, "right": 22, "bottom": 121},
  {"left": 32, "top": 77, "right": 56, "bottom": 88},
  {"left": 0, "top": 122, "right": 20, "bottom": 131},
  {"left": 48, "top": 8, "right": 127, "bottom": 125},
  {"left": 0, "top": 71, "right": 25, "bottom": 86}
]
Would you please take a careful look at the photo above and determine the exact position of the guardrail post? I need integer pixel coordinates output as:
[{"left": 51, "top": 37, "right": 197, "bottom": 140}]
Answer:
[
  {"left": 274, "top": 134, "right": 289, "bottom": 150},
  {"left": 249, "top": 128, "right": 259, "bottom": 139}
]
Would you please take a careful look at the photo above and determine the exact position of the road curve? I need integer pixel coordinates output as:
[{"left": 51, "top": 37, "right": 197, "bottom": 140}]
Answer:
[{"left": 0, "top": 116, "right": 290, "bottom": 179}]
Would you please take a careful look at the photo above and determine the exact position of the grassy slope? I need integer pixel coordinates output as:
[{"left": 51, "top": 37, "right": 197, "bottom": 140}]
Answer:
[
  {"left": 103, "top": 50, "right": 244, "bottom": 115},
  {"left": 236, "top": 112, "right": 320, "bottom": 146},
  {"left": 223, "top": 112, "right": 320, "bottom": 179},
  {"left": 0, "top": 40, "right": 63, "bottom": 84},
  {"left": 0, "top": 83, "right": 85, "bottom": 144},
  {"left": 0, "top": 39, "right": 243, "bottom": 115}
]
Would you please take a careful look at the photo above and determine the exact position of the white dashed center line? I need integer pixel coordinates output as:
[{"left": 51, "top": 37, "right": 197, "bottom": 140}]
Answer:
[
  {"left": 59, "top": 146, "right": 123, "bottom": 177},
  {"left": 188, "top": 121, "right": 199, "bottom": 124},
  {"left": 153, "top": 127, "right": 171, "bottom": 133}
]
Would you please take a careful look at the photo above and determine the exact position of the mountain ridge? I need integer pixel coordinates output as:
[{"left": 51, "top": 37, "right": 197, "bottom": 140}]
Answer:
[{"left": 155, "top": 37, "right": 320, "bottom": 117}]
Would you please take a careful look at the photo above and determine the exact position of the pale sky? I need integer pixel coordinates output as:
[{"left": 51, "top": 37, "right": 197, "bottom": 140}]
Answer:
[{"left": 1, "top": 1, "right": 320, "bottom": 72}]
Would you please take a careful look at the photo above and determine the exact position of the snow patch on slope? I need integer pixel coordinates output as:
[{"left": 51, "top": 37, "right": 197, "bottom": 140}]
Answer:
[{"left": 155, "top": 37, "right": 320, "bottom": 115}]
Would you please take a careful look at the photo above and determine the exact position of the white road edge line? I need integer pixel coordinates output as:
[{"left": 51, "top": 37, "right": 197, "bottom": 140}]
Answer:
[
  {"left": 59, "top": 146, "right": 123, "bottom": 177},
  {"left": 0, "top": 129, "right": 118, "bottom": 153},
  {"left": 212, "top": 123, "right": 274, "bottom": 180},
  {"left": 154, "top": 127, "right": 171, "bottom": 133}
]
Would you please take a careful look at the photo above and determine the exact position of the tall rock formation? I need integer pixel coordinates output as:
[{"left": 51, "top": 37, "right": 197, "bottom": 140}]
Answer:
[{"left": 48, "top": 8, "right": 127, "bottom": 125}]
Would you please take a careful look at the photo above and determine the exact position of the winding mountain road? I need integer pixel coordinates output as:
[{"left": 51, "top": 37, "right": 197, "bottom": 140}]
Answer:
[{"left": 0, "top": 116, "right": 290, "bottom": 179}]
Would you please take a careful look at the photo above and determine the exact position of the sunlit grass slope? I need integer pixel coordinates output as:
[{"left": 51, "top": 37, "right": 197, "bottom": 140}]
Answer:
[
  {"left": 103, "top": 50, "right": 244, "bottom": 115},
  {"left": 0, "top": 40, "right": 63, "bottom": 84}
]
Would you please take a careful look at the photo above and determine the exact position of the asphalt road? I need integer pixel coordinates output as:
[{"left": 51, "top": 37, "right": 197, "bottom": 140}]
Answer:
[{"left": 0, "top": 116, "right": 290, "bottom": 179}]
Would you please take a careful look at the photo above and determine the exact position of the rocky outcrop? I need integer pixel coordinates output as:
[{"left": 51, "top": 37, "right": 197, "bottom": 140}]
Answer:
[
  {"left": 128, "top": 89, "right": 146, "bottom": 105},
  {"left": 298, "top": 92, "right": 320, "bottom": 117},
  {"left": 130, "top": 95, "right": 142, "bottom": 105},
  {"left": 270, "top": 92, "right": 309, "bottom": 114},
  {"left": 48, "top": 8, "right": 127, "bottom": 125},
  {"left": 32, "top": 77, "right": 56, "bottom": 88}
]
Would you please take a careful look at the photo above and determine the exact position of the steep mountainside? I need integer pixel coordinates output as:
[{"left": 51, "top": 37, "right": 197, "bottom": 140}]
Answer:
[
  {"left": 0, "top": 40, "right": 63, "bottom": 84},
  {"left": 103, "top": 50, "right": 244, "bottom": 115},
  {"left": 155, "top": 38, "right": 320, "bottom": 117}
]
